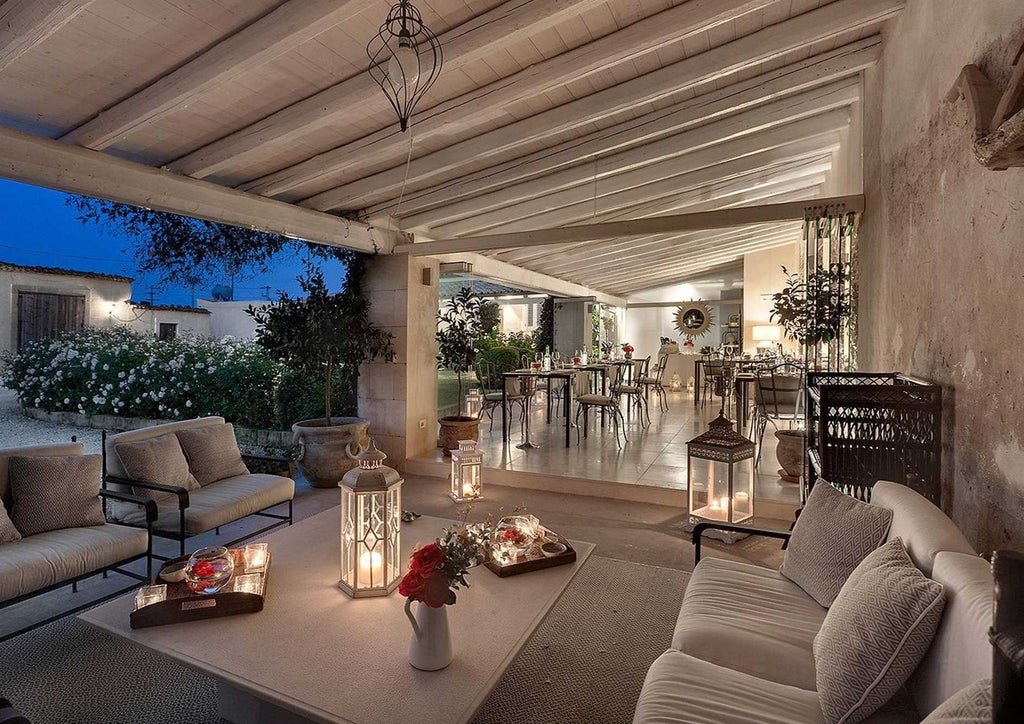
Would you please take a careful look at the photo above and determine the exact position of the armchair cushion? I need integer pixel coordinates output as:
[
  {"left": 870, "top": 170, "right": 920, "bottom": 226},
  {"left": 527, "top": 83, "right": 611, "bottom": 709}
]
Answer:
[
  {"left": 814, "top": 539, "right": 946, "bottom": 724},
  {"left": 919, "top": 679, "right": 990, "bottom": 723},
  {"left": 114, "top": 433, "right": 200, "bottom": 504},
  {"left": 0, "top": 523, "right": 148, "bottom": 603},
  {"left": 781, "top": 480, "right": 892, "bottom": 607},
  {"left": 176, "top": 423, "right": 249, "bottom": 486},
  {"left": 9, "top": 455, "right": 104, "bottom": 536},
  {"left": 0, "top": 504, "right": 20, "bottom": 544}
]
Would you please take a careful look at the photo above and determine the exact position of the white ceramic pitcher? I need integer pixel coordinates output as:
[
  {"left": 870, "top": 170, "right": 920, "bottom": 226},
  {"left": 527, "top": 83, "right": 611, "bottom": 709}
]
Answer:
[{"left": 404, "top": 598, "right": 453, "bottom": 671}]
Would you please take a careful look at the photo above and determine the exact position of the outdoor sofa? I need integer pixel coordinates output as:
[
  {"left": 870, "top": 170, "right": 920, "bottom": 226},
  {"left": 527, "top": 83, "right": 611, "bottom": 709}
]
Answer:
[
  {"left": 0, "top": 442, "right": 154, "bottom": 642},
  {"left": 634, "top": 481, "right": 993, "bottom": 723},
  {"left": 102, "top": 416, "right": 294, "bottom": 559}
]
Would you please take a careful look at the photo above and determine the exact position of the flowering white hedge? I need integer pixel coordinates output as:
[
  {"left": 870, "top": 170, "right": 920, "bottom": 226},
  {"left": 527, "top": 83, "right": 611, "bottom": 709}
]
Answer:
[{"left": 2, "top": 327, "right": 280, "bottom": 429}]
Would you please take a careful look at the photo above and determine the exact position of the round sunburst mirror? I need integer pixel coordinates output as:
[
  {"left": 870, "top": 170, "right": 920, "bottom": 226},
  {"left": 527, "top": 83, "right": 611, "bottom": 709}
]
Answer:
[{"left": 673, "top": 301, "right": 714, "bottom": 340}]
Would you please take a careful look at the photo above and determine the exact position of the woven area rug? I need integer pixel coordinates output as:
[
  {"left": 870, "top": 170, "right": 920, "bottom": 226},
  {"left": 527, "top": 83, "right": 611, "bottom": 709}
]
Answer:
[{"left": 0, "top": 556, "right": 687, "bottom": 724}]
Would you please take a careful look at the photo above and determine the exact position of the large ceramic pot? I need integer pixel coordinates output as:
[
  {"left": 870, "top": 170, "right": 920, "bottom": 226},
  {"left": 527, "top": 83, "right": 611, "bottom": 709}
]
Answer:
[
  {"left": 292, "top": 417, "right": 370, "bottom": 488},
  {"left": 437, "top": 416, "right": 479, "bottom": 457},
  {"left": 774, "top": 429, "right": 806, "bottom": 483}
]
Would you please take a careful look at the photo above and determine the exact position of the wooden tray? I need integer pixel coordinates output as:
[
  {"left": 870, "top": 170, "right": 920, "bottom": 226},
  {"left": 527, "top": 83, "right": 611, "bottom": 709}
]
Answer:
[
  {"left": 484, "top": 531, "right": 576, "bottom": 578},
  {"left": 130, "top": 548, "right": 270, "bottom": 629}
]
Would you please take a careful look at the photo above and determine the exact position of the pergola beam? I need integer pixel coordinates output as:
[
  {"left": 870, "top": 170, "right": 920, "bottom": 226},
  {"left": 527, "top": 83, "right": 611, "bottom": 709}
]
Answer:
[
  {"left": 426, "top": 103, "right": 850, "bottom": 237},
  {"left": 0, "top": 0, "right": 93, "bottom": 73},
  {"left": 382, "top": 38, "right": 880, "bottom": 222},
  {"left": 302, "top": 0, "right": 901, "bottom": 212},
  {"left": 243, "top": 0, "right": 772, "bottom": 200},
  {"left": 0, "top": 125, "right": 396, "bottom": 254},
  {"left": 60, "top": 0, "right": 376, "bottom": 150},
  {"left": 169, "top": 0, "right": 612, "bottom": 179},
  {"left": 397, "top": 195, "right": 862, "bottom": 257}
]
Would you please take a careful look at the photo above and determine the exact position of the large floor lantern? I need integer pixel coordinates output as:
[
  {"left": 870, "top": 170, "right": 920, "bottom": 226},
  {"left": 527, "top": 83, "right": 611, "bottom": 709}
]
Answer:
[
  {"left": 366, "top": 1, "right": 443, "bottom": 132},
  {"left": 449, "top": 439, "right": 483, "bottom": 502},
  {"left": 686, "top": 412, "right": 755, "bottom": 530},
  {"left": 339, "top": 441, "right": 403, "bottom": 598}
]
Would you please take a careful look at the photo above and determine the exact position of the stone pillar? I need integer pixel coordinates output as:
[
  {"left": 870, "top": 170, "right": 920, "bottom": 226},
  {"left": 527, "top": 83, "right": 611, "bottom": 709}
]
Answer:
[{"left": 358, "top": 255, "right": 439, "bottom": 470}]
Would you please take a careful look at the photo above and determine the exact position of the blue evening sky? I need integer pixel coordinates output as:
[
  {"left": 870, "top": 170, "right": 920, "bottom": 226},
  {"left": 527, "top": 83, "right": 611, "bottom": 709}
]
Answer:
[{"left": 0, "top": 179, "right": 346, "bottom": 306}]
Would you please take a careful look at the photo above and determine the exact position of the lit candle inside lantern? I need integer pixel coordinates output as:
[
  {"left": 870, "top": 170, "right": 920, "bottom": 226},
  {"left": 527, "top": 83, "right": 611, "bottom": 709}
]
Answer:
[
  {"left": 135, "top": 584, "right": 166, "bottom": 609},
  {"left": 359, "top": 548, "right": 384, "bottom": 583}
]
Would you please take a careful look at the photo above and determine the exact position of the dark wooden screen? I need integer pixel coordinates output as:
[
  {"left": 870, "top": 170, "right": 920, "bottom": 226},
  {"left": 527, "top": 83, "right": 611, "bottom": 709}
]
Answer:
[{"left": 16, "top": 292, "right": 86, "bottom": 349}]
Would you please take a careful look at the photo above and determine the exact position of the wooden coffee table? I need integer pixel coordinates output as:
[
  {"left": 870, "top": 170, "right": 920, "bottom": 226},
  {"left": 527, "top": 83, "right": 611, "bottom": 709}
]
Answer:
[{"left": 80, "top": 509, "right": 594, "bottom": 724}]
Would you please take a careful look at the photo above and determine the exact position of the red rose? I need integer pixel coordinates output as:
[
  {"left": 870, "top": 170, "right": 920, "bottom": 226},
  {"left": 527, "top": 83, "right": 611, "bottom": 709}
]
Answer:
[
  {"left": 399, "top": 569, "right": 427, "bottom": 600},
  {"left": 409, "top": 542, "right": 444, "bottom": 575},
  {"left": 421, "top": 568, "right": 452, "bottom": 608},
  {"left": 191, "top": 560, "right": 215, "bottom": 578}
]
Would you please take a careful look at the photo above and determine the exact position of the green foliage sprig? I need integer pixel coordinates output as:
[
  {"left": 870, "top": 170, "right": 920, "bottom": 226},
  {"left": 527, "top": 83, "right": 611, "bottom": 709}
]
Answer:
[
  {"left": 436, "top": 287, "right": 484, "bottom": 411},
  {"left": 770, "top": 264, "right": 853, "bottom": 347}
]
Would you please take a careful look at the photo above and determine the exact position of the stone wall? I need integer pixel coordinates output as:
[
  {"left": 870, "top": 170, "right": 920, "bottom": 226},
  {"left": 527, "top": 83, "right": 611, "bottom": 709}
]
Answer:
[{"left": 859, "top": 0, "right": 1024, "bottom": 550}]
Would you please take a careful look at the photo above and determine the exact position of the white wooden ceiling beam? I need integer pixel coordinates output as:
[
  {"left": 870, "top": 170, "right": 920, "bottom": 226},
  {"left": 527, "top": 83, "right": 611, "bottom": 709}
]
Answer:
[
  {"left": 301, "top": 0, "right": 901, "bottom": 212},
  {"left": 0, "top": 125, "right": 396, "bottom": 254},
  {"left": 59, "top": 0, "right": 377, "bottom": 150},
  {"left": 398, "top": 194, "right": 861, "bottom": 257},
  {"left": 433, "top": 253, "right": 627, "bottom": 307},
  {"left": 424, "top": 103, "right": 850, "bottom": 237},
  {"left": 168, "top": 0, "right": 612, "bottom": 178},
  {"left": 243, "top": 0, "right": 773, "bottom": 200},
  {"left": 379, "top": 38, "right": 880, "bottom": 222},
  {"left": 0, "top": 0, "right": 93, "bottom": 73}
]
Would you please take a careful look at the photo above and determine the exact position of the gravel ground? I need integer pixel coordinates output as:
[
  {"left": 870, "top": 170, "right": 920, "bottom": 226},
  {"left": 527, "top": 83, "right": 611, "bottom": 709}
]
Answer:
[{"left": 0, "top": 387, "right": 103, "bottom": 453}]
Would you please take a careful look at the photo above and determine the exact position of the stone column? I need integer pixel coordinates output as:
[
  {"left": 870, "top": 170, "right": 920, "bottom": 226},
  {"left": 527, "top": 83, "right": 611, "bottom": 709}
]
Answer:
[{"left": 358, "top": 255, "right": 439, "bottom": 470}]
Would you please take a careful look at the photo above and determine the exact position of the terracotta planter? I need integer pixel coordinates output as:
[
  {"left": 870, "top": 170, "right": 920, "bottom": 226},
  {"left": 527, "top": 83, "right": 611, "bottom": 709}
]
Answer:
[
  {"left": 291, "top": 417, "right": 370, "bottom": 488},
  {"left": 774, "top": 429, "right": 806, "bottom": 483},
  {"left": 437, "top": 416, "right": 479, "bottom": 457}
]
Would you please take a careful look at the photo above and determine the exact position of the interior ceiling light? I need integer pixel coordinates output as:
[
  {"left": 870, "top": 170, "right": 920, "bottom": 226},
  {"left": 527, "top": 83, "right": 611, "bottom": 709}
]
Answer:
[{"left": 367, "top": 0, "right": 443, "bottom": 132}]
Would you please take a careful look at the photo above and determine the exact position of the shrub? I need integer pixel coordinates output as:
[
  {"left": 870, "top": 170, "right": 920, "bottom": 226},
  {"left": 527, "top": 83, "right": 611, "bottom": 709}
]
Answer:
[
  {"left": 479, "top": 346, "right": 523, "bottom": 379},
  {"left": 1, "top": 326, "right": 283, "bottom": 429},
  {"left": 275, "top": 367, "right": 356, "bottom": 430}
]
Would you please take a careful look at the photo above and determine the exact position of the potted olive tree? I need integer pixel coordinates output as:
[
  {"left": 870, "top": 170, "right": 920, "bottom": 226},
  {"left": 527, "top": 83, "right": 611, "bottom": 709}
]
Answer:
[
  {"left": 436, "top": 287, "right": 483, "bottom": 455},
  {"left": 249, "top": 258, "right": 394, "bottom": 487}
]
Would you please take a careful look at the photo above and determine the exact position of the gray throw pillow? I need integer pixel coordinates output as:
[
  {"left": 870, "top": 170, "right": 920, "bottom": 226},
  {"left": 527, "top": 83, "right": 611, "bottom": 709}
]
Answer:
[
  {"left": 814, "top": 539, "right": 946, "bottom": 724},
  {"left": 9, "top": 455, "right": 105, "bottom": 536},
  {"left": 920, "top": 679, "right": 991, "bottom": 723},
  {"left": 780, "top": 480, "right": 893, "bottom": 606},
  {"left": 0, "top": 503, "right": 21, "bottom": 544},
  {"left": 115, "top": 433, "right": 200, "bottom": 505},
  {"left": 175, "top": 423, "right": 249, "bottom": 486}
]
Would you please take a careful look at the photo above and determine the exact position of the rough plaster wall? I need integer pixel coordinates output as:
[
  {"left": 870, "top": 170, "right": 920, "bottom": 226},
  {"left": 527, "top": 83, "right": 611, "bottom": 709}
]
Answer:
[{"left": 859, "top": 0, "right": 1024, "bottom": 551}]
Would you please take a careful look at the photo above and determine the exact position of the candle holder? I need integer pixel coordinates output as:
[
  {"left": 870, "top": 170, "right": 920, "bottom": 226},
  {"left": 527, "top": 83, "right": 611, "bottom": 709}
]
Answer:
[
  {"left": 449, "top": 440, "right": 483, "bottom": 502},
  {"left": 684, "top": 411, "right": 755, "bottom": 543},
  {"left": 339, "top": 440, "right": 403, "bottom": 598}
]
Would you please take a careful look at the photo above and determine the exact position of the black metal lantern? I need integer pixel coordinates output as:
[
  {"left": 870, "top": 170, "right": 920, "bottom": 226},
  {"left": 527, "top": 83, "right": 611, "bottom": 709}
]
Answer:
[
  {"left": 366, "top": 1, "right": 443, "bottom": 132},
  {"left": 686, "top": 412, "right": 755, "bottom": 528}
]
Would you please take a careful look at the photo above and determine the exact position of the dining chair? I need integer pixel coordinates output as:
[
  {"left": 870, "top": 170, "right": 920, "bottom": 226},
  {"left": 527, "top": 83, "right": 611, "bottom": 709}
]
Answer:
[
  {"left": 750, "top": 362, "right": 805, "bottom": 466},
  {"left": 638, "top": 354, "right": 669, "bottom": 413},
  {"left": 611, "top": 356, "right": 650, "bottom": 427},
  {"left": 574, "top": 363, "right": 628, "bottom": 447},
  {"left": 476, "top": 360, "right": 525, "bottom": 432}
]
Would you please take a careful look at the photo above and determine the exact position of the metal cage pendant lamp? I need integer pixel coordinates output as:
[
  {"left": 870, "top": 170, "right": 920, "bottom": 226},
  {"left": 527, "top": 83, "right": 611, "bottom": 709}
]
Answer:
[{"left": 367, "top": 0, "right": 443, "bottom": 132}]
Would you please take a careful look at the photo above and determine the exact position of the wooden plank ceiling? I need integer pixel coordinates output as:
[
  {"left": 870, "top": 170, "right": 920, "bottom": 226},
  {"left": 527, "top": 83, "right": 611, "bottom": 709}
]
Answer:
[{"left": 0, "top": 0, "right": 904, "bottom": 297}]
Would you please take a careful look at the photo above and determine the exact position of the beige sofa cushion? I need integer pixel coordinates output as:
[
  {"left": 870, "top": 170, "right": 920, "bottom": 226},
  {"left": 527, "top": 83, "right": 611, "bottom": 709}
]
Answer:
[
  {"left": 121, "top": 473, "right": 293, "bottom": 534},
  {"left": 910, "top": 552, "right": 992, "bottom": 716},
  {"left": 633, "top": 650, "right": 825, "bottom": 724},
  {"left": 919, "top": 679, "right": 990, "bottom": 723},
  {"left": 781, "top": 481, "right": 893, "bottom": 607},
  {"left": 672, "top": 557, "right": 826, "bottom": 690},
  {"left": 871, "top": 482, "right": 975, "bottom": 577},
  {"left": 114, "top": 433, "right": 200, "bottom": 505},
  {"left": 0, "top": 442, "right": 83, "bottom": 508},
  {"left": 0, "top": 503, "right": 20, "bottom": 544},
  {"left": 9, "top": 455, "right": 105, "bottom": 536},
  {"left": 0, "top": 523, "right": 148, "bottom": 603},
  {"left": 176, "top": 423, "right": 249, "bottom": 486},
  {"left": 815, "top": 540, "right": 946, "bottom": 724}
]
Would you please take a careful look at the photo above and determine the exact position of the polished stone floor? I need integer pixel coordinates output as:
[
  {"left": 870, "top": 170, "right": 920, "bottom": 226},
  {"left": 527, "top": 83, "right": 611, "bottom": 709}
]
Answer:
[{"left": 423, "top": 389, "right": 802, "bottom": 506}]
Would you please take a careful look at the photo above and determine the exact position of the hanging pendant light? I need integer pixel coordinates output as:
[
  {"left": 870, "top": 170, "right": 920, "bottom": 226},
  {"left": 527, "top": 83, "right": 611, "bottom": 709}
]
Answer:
[{"left": 367, "top": 1, "right": 443, "bottom": 132}]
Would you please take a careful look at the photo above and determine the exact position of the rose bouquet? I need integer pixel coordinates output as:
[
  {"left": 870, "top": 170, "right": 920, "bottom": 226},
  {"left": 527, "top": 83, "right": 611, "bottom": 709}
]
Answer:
[{"left": 399, "top": 519, "right": 491, "bottom": 608}]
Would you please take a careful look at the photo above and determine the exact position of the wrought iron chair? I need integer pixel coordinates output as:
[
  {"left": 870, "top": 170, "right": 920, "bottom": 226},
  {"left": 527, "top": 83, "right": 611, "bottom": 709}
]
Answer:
[
  {"left": 700, "top": 357, "right": 726, "bottom": 408},
  {"left": 750, "top": 362, "right": 805, "bottom": 466},
  {"left": 574, "top": 363, "right": 629, "bottom": 447},
  {"left": 611, "top": 356, "right": 650, "bottom": 427},
  {"left": 638, "top": 353, "right": 670, "bottom": 413},
  {"left": 476, "top": 360, "right": 525, "bottom": 431}
]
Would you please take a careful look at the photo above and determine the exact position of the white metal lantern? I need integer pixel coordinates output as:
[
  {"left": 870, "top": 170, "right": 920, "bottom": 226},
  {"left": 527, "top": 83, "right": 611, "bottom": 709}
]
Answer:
[
  {"left": 464, "top": 388, "right": 483, "bottom": 419},
  {"left": 449, "top": 439, "right": 483, "bottom": 502},
  {"left": 339, "top": 440, "right": 403, "bottom": 598},
  {"left": 686, "top": 413, "right": 755, "bottom": 527}
]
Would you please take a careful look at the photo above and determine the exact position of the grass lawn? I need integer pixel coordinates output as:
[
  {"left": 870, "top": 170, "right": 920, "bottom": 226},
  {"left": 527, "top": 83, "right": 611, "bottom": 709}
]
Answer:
[{"left": 437, "top": 370, "right": 479, "bottom": 415}]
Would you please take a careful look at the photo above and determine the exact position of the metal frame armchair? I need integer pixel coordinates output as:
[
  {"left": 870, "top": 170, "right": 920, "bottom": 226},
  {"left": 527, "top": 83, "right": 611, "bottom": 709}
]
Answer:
[
  {"left": 750, "top": 362, "right": 805, "bottom": 465},
  {"left": 638, "top": 353, "right": 670, "bottom": 413},
  {"left": 477, "top": 359, "right": 526, "bottom": 432}
]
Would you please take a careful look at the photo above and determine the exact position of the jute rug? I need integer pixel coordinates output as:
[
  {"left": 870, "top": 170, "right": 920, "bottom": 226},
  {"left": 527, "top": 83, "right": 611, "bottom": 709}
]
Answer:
[{"left": 0, "top": 556, "right": 688, "bottom": 724}]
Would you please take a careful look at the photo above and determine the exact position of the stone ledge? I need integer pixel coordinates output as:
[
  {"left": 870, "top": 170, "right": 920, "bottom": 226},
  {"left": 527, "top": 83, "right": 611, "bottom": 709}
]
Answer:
[{"left": 22, "top": 407, "right": 293, "bottom": 449}]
